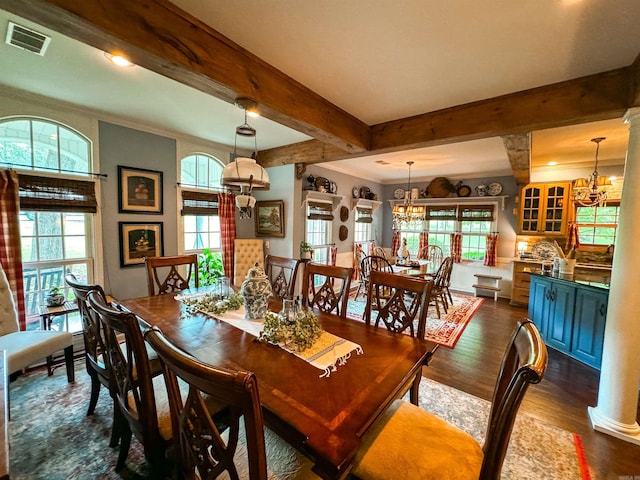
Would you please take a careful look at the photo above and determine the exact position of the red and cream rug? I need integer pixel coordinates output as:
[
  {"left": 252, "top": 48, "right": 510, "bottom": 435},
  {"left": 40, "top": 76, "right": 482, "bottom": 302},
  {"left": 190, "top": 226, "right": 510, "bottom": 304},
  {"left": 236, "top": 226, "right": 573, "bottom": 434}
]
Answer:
[{"left": 347, "top": 290, "right": 484, "bottom": 348}]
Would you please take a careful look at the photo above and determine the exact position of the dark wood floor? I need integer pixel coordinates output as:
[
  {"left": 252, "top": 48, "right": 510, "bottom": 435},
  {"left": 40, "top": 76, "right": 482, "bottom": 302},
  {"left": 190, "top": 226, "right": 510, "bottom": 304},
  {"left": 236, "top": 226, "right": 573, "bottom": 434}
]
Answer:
[{"left": 423, "top": 295, "right": 640, "bottom": 480}]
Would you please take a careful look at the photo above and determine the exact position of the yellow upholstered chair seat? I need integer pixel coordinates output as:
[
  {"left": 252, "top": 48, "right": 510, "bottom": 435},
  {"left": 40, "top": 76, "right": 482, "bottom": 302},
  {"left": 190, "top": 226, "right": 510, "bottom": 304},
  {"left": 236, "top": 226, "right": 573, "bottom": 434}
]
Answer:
[{"left": 353, "top": 399, "right": 483, "bottom": 480}]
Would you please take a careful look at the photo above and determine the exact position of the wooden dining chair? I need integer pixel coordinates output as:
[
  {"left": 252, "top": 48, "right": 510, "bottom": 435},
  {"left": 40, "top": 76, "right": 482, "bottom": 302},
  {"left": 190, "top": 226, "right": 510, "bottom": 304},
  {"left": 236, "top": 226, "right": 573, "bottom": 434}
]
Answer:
[
  {"left": 301, "top": 263, "right": 354, "bottom": 319},
  {"left": 363, "top": 270, "right": 434, "bottom": 404},
  {"left": 144, "top": 254, "right": 198, "bottom": 296},
  {"left": 143, "top": 327, "right": 316, "bottom": 480},
  {"left": 85, "top": 290, "right": 170, "bottom": 473},
  {"left": 352, "top": 319, "right": 548, "bottom": 480},
  {"left": 430, "top": 256, "right": 453, "bottom": 317},
  {"left": 356, "top": 255, "right": 394, "bottom": 300},
  {"left": 65, "top": 274, "right": 116, "bottom": 433},
  {"left": 264, "top": 255, "right": 300, "bottom": 300},
  {"left": 417, "top": 244, "right": 444, "bottom": 271}
]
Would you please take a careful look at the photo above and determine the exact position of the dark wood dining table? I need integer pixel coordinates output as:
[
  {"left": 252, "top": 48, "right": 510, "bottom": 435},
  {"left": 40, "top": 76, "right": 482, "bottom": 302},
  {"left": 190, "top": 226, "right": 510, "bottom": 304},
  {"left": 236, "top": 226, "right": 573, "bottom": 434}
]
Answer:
[{"left": 117, "top": 288, "right": 438, "bottom": 479}]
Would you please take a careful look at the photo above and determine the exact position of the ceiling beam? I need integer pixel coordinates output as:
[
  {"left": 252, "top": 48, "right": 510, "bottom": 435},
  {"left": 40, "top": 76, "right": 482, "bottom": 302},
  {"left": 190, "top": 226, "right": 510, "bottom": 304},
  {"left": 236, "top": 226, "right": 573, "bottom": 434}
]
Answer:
[
  {"left": 1, "top": 0, "right": 370, "bottom": 154},
  {"left": 262, "top": 69, "right": 632, "bottom": 167},
  {"left": 501, "top": 133, "right": 531, "bottom": 186}
]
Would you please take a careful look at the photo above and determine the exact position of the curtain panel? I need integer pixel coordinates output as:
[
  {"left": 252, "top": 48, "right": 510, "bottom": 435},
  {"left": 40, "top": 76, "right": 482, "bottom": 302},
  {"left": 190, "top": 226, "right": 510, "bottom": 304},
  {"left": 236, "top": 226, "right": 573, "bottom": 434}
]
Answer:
[
  {"left": 484, "top": 233, "right": 499, "bottom": 267},
  {"left": 450, "top": 232, "right": 463, "bottom": 263},
  {"left": 218, "top": 193, "right": 236, "bottom": 283}
]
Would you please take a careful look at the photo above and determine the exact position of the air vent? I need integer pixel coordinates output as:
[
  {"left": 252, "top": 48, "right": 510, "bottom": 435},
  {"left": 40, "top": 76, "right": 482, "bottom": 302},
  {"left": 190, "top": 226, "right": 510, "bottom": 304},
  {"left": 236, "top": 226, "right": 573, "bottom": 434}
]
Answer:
[{"left": 5, "top": 22, "right": 50, "bottom": 55}]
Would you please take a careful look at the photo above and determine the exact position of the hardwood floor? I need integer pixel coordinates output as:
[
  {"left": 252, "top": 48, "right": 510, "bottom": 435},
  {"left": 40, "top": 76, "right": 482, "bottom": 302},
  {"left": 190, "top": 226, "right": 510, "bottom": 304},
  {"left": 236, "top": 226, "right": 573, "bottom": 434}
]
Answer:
[{"left": 423, "top": 295, "right": 640, "bottom": 480}]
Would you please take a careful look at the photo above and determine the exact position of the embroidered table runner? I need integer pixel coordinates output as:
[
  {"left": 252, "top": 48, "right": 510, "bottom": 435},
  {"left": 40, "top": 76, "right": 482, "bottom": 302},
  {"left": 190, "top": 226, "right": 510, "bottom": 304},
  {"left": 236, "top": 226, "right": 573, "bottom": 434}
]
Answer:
[{"left": 176, "top": 293, "right": 363, "bottom": 377}]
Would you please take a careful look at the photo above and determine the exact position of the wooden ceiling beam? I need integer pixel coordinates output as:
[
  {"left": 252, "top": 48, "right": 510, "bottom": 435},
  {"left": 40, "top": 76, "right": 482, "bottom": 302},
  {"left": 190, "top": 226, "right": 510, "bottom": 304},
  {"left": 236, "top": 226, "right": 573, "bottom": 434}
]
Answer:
[
  {"left": 2, "top": 0, "right": 370, "bottom": 153},
  {"left": 501, "top": 133, "right": 531, "bottom": 186}
]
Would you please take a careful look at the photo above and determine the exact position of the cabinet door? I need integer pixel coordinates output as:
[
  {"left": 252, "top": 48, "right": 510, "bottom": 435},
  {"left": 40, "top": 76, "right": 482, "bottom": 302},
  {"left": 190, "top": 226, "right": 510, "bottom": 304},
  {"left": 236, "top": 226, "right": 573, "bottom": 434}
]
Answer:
[
  {"left": 543, "top": 184, "right": 568, "bottom": 235},
  {"left": 571, "top": 289, "right": 607, "bottom": 369},
  {"left": 520, "top": 185, "right": 542, "bottom": 233},
  {"left": 545, "top": 283, "right": 575, "bottom": 351},
  {"left": 528, "top": 276, "right": 550, "bottom": 338}
]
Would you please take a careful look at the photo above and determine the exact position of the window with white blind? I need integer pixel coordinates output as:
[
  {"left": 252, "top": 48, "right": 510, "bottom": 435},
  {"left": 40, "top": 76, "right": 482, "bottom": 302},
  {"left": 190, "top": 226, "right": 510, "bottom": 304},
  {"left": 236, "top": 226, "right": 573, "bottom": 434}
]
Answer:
[
  {"left": 306, "top": 200, "right": 333, "bottom": 264},
  {"left": 354, "top": 206, "right": 372, "bottom": 243}
]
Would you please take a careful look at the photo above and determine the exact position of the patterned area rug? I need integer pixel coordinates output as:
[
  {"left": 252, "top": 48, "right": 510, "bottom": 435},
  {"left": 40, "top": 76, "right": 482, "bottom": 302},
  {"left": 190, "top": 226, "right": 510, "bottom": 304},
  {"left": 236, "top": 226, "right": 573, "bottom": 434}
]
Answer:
[
  {"left": 7, "top": 364, "right": 590, "bottom": 479},
  {"left": 347, "top": 290, "right": 484, "bottom": 348}
]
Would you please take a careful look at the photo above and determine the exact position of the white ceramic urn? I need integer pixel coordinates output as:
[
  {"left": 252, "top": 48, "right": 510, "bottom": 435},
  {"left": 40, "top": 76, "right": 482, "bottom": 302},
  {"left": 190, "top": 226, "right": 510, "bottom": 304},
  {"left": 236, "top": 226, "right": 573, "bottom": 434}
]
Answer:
[{"left": 240, "top": 262, "right": 272, "bottom": 320}]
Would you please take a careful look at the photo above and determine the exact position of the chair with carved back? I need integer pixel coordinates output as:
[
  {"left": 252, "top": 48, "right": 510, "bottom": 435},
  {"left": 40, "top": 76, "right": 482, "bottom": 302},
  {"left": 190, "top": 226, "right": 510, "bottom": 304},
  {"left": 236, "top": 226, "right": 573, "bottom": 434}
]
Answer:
[
  {"left": 352, "top": 319, "right": 548, "bottom": 480},
  {"left": 429, "top": 256, "right": 453, "bottom": 318},
  {"left": 144, "top": 254, "right": 198, "bottom": 296},
  {"left": 144, "top": 327, "right": 317, "bottom": 480},
  {"left": 301, "top": 263, "right": 354, "bottom": 319},
  {"left": 418, "top": 244, "right": 444, "bottom": 272},
  {"left": 363, "top": 270, "right": 434, "bottom": 405},
  {"left": 372, "top": 246, "right": 390, "bottom": 263},
  {"left": 65, "top": 274, "right": 114, "bottom": 424},
  {"left": 265, "top": 255, "right": 300, "bottom": 300}
]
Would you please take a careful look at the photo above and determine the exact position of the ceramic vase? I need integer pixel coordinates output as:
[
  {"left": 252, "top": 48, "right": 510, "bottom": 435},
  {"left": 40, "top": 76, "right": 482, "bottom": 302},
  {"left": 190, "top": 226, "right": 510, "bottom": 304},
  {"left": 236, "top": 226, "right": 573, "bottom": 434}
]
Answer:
[{"left": 240, "top": 263, "right": 272, "bottom": 320}]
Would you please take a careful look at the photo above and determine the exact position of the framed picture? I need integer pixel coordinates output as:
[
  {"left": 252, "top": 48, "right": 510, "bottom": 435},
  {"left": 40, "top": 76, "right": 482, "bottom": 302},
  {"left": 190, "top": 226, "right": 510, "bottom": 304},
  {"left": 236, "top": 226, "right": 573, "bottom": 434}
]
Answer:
[
  {"left": 119, "top": 222, "right": 164, "bottom": 268},
  {"left": 118, "top": 165, "right": 163, "bottom": 214},
  {"left": 255, "top": 200, "right": 285, "bottom": 237}
]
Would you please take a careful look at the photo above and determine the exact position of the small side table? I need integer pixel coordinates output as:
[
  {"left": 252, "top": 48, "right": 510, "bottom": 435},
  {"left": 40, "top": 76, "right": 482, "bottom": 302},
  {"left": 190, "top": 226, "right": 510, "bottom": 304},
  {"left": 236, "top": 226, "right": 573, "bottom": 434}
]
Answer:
[{"left": 37, "top": 301, "right": 79, "bottom": 331}]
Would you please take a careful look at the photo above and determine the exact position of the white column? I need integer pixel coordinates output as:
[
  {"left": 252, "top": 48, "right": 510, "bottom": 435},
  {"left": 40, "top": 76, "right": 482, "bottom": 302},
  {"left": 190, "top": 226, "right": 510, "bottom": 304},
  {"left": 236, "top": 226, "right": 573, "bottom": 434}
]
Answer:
[{"left": 588, "top": 107, "right": 640, "bottom": 444}]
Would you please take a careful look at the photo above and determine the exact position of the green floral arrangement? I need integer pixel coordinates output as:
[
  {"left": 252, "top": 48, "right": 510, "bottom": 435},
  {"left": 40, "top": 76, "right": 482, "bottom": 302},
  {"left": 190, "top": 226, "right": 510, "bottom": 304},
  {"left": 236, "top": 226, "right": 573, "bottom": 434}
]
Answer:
[
  {"left": 258, "top": 309, "right": 323, "bottom": 352},
  {"left": 182, "top": 292, "right": 244, "bottom": 315}
]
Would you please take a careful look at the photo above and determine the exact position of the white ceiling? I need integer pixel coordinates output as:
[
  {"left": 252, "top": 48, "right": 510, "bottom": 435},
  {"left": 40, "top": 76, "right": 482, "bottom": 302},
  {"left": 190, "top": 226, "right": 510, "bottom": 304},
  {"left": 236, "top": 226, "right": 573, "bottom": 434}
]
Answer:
[{"left": 0, "top": 0, "right": 637, "bottom": 183}]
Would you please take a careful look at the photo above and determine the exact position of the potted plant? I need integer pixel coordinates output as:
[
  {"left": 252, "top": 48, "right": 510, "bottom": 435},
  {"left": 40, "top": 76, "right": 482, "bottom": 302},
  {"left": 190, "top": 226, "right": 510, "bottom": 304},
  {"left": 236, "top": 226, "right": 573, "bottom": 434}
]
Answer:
[
  {"left": 300, "top": 241, "right": 313, "bottom": 260},
  {"left": 45, "top": 287, "right": 65, "bottom": 307}
]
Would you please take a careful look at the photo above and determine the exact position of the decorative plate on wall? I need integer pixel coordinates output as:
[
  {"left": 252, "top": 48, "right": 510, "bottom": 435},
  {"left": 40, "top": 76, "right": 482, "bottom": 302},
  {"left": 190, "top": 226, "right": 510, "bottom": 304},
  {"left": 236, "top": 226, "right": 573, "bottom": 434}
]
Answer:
[
  {"left": 339, "top": 225, "right": 348, "bottom": 241},
  {"left": 488, "top": 182, "right": 503, "bottom": 196},
  {"left": 394, "top": 188, "right": 405, "bottom": 199},
  {"left": 340, "top": 206, "right": 349, "bottom": 222}
]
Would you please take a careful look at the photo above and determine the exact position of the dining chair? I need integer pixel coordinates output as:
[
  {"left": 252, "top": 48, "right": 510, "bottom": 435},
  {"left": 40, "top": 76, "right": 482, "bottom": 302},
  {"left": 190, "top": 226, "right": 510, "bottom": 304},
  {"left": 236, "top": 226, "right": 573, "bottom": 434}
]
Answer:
[
  {"left": 144, "top": 327, "right": 318, "bottom": 480},
  {"left": 372, "top": 246, "right": 390, "bottom": 263},
  {"left": 363, "top": 269, "right": 434, "bottom": 405},
  {"left": 144, "top": 254, "right": 198, "bottom": 296},
  {"left": 65, "top": 274, "right": 112, "bottom": 412},
  {"left": 264, "top": 255, "right": 301, "bottom": 300},
  {"left": 417, "top": 244, "right": 444, "bottom": 272},
  {"left": 0, "top": 265, "right": 74, "bottom": 387},
  {"left": 352, "top": 319, "right": 548, "bottom": 480},
  {"left": 301, "top": 263, "right": 354, "bottom": 319},
  {"left": 429, "top": 256, "right": 453, "bottom": 317},
  {"left": 234, "top": 239, "right": 264, "bottom": 287},
  {"left": 356, "top": 255, "right": 394, "bottom": 300}
]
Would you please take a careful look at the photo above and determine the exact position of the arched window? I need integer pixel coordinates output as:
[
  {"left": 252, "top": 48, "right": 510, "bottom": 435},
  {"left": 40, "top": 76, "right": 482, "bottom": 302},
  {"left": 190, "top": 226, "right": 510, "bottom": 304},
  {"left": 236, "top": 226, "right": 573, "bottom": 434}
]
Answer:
[
  {"left": 179, "top": 153, "right": 225, "bottom": 281},
  {"left": 0, "top": 117, "right": 95, "bottom": 330},
  {"left": 0, "top": 117, "right": 91, "bottom": 175}
]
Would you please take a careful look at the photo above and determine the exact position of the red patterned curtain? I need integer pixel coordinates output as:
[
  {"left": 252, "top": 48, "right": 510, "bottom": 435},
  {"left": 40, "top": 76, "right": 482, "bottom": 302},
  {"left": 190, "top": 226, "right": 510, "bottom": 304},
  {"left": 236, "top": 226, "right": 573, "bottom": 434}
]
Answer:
[
  {"left": 367, "top": 241, "right": 375, "bottom": 256},
  {"left": 391, "top": 231, "right": 401, "bottom": 257},
  {"left": 353, "top": 243, "right": 363, "bottom": 280},
  {"left": 566, "top": 222, "right": 580, "bottom": 251},
  {"left": 484, "top": 233, "right": 499, "bottom": 267},
  {"left": 218, "top": 193, "right": 236, "bottom": 284},
  {"left": 329, "top": 245, "right": 337, "bottom": 266},
  {"left": 450, "top": 232, "right": 463, "bottom": 263},
  {"left": 417, "top": 232, "right": 429, "bottom": 259},
  {"left": 0, "top": 170, "right": 26, "bottom": 330}
]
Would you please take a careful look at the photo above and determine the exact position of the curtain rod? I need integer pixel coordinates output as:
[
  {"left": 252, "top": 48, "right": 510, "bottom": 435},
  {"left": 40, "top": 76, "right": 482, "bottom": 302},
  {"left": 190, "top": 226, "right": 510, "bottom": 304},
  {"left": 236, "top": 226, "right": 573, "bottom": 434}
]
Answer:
[{"left": 0, "top": 163, "right": 107, "bottom": 178}]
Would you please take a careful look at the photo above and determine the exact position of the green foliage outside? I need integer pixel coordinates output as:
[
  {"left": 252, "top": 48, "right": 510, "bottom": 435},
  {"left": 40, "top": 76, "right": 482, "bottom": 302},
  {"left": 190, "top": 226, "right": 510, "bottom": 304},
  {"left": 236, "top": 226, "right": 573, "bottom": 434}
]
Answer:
[{"left": 197, "top": 248, "right": 225, "bottom": 286}]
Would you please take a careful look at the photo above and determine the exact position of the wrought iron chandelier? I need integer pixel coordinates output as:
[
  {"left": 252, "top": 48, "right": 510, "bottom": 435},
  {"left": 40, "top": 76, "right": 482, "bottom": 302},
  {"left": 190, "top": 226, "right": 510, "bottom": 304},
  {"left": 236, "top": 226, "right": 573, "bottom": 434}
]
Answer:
[
  {"left": 573, "top": 137, "right": 611, "bottom": 208},
  {"left": 392, "top": 161, "right": 425, "bottom": 229},
  {"left": 221, "top": 98, "right": 270, "bottom": 219}
]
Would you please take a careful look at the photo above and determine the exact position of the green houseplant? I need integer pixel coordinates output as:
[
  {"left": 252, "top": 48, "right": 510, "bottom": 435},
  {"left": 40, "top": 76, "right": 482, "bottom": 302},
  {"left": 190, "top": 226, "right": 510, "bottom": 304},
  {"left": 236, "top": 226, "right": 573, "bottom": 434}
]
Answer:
[
  {"left": 197, "top": 248, "right": 225, "bottom": 286},
  {"left": 300, "top": 241, "right": 313, "bottom": 260}
]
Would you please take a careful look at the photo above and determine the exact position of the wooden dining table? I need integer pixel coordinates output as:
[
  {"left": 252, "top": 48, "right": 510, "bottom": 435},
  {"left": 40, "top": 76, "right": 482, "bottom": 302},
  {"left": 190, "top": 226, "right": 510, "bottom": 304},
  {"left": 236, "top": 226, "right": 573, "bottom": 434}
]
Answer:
[{"left": 117, "top": 288, "right": 438, "bottom": 479}]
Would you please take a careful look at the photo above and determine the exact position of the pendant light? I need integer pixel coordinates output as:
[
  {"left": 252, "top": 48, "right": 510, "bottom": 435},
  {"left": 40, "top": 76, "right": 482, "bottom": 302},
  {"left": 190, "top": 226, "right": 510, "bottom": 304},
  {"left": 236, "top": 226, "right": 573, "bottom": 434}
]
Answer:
[{"left": 573, "top": 137, "right": 611, "bottom": 208}]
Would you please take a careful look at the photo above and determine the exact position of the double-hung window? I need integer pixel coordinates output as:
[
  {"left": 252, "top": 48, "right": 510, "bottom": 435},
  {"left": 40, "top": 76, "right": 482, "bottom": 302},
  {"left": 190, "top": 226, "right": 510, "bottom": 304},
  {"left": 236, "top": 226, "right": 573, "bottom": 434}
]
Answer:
[
  {"left": 179, "top": 154, "right": 224, "bottom": 278},
  {"left": 458, "top": 205, "right": 494, "bottom": 260},
  {"left": 0, "top": 117, "right": 96, "bottom": 331},
  {"left": 354, "top": 206, "right": 372, "bottom": 243},
  {"left": 306, "top": 200, "right": 333, "bottom": 264},
  {"left": 575, "top": 203, "right": 619, "bottom": 246}
]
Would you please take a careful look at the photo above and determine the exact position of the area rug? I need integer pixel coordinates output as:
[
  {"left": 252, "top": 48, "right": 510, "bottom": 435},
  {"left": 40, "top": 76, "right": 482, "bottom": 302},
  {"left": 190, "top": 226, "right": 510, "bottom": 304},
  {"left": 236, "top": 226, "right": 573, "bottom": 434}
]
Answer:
[
  {"left": 347, "top": 290, "right": 484, "bottom": 348},
  {"left": 7, "top": 364, "right": 591, "bottom": 479}
]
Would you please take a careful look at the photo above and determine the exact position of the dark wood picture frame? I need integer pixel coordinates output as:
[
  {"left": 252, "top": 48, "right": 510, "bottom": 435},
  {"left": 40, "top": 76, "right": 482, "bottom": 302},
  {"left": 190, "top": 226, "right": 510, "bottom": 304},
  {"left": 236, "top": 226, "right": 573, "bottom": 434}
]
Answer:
[
  {"left": 119, "top": 222, "right": 164, "bottom": 268},
  {"left": 118, "top": 165, "right": 163, "bottom": 214},
  {"left": 255, "top": 200, "right": 285, "bottom": 238}
]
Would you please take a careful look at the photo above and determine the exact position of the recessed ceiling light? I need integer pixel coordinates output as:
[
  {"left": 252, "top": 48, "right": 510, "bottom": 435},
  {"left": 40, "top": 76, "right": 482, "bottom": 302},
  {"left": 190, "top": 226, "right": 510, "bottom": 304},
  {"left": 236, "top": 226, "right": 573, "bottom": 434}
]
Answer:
[
  {"left": 104, "top": 52, "right": 134, "bottom": 67},
  {"left": 547, "top": 161, "right": 558, "bottom": 166}
]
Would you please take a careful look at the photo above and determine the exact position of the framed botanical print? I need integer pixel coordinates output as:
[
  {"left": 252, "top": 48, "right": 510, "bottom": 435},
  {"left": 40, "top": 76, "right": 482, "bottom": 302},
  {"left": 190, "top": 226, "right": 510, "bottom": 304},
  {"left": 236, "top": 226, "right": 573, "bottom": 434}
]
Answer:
[
  {"left": 119, "top": 222, "right": 163, "bottom": 268},
  {"left": 255, "top": 200, "right": 285, "bottom": 237},
  {"left": 118, "top": 165, "right": 163, "bottom": 214}
]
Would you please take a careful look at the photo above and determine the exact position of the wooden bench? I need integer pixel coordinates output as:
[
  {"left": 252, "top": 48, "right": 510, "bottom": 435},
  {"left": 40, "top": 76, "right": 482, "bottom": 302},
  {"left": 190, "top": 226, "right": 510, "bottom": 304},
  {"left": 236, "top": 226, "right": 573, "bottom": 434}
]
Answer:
[{"left": 472, "top": 274, "right": 502, "bottom": 301}]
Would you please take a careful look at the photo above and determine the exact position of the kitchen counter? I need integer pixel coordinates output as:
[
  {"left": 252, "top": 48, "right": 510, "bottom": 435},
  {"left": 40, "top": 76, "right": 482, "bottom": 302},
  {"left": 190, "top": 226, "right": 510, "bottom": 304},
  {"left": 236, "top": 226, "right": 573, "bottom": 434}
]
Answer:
[{"left": 525, "top": 269, "right": 610, "bottom": 291}]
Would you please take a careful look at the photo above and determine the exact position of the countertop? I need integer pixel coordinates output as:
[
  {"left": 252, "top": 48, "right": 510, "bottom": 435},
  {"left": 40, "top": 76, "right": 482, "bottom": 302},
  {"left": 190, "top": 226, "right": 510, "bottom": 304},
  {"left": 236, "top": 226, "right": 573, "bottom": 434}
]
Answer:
[{"left": 525, "top": 269, "right": 610, "bottom": 291}]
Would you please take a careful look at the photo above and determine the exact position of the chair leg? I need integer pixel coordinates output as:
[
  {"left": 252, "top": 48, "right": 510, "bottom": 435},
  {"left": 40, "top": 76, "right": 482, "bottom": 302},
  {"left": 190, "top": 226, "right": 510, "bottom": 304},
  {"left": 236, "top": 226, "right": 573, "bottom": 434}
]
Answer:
[
  {"left": 409, "top": 366, "right": 422, "bottom": 405},
  {"left": 447, "top": 287, "right": 453, "bottom": 305},
  {"left": 110, "top": 398, "right": 124, "bottom": 448},
  {"left": 64, "top": 345, "right": 75, "bottom": 382},
  {"left": 441, "top": 293, "right": 448, "bottom": 314},
  {"left": 87, "top": 373, "right": 101, "bottom": 416},
  {"left": 115, "top": 422, "right": 132, "bottom": 471}
]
